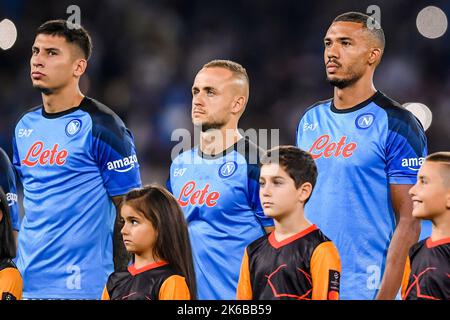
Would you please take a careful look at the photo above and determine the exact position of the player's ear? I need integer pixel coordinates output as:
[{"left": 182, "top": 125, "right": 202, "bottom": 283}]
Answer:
[
  {"left": 73, "top": 58, "right": 87, "bottom": 78},
  {"left": 368, "top": 47, "right": 382, "bottom": 66},
  {"left": 298, "top": 182, "right": 312, "bottom": 203},
  {"left": 231, "top": 96, "right": 246, "bottom": 115}
]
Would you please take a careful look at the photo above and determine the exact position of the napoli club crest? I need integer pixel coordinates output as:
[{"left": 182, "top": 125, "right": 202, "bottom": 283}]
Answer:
[
  {"left": 355, "top": 113, "right": 375, "bottom": 129},
  {"left": 219, "top": 161, "right": 237, "bottom": 178},
  {"left": 65, "top": 119, "right": 82, "bottom": 136}
]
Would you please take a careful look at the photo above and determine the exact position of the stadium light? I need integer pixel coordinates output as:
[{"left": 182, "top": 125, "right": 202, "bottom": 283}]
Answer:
[
  {"left": 416, "top": 6, "right": 448, "bottom": 39},
  {"left": 403, "top": 102, "right": 433, "bottom": 131},
  {"left": 0, "top": 19, "right": 18, "bottom": 50}
]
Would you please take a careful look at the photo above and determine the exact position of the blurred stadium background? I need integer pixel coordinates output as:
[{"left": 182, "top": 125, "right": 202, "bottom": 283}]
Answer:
[{"left": 1, "top": 0, "right": 449, "bottom": 189}]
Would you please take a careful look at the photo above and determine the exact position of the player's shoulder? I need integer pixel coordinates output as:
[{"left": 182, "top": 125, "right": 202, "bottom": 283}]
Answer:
[
  {"left": 0, "top": 147, "right": 12, "bottom": 169},
  {"left": 79, "top": 96, "right": 127, "bottom": 131},
  {"left": 301, "top": 98, "right": 333, "bottom": 118},
  {"left": 234, "top": 137, "right": 264, "bottom": 165},
  {"left": 247, "top": 233, "right": 270, "bottom": 255},
  {"left": 14, "top": 104, "right": 42, "bottom": 127},
  {"left": 311, "top": 227, "right": 332, "bottom": 244},
  {"left": 0, "top": 259, "right": 18, "bottom": 273},
  {"left": 171, "top": 147, "right": 198, "bottom": 165},
  {"left": 372, "top": 91, "right": 422, "bottom": 127},
  {"left": 409, "top": 239, "right": 427, "bottom": 259}
]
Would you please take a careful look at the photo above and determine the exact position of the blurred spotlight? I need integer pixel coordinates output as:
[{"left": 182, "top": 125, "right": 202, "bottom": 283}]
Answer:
[
  {"left": 416, "top": 6, "right": 448, "bottom": 39},
  {"left": 404, "top": 102, "right": 433, "bottom": 131},
  {"left": 0, "top": 19, "right": 18, "bottom": 50}
]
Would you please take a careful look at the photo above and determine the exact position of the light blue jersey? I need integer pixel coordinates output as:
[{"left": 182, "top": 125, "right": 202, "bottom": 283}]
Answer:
[
  {"left": 13, "top": 97, "right": 142, "bottom": 299},
  {"left": 0, "top": 148, "right": 19, "bottom": 231},
  {"left": 168, "top": 138, "right": 274, "bottom": 299},
  {"left": 296, "top": 91, "right": 428, "bottom": 300}
]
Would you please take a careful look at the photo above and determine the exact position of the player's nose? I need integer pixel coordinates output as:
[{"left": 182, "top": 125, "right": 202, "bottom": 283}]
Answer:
[
  {"left": 408, "top": 184, "right": 417, "bottom": 197},
  {"left": 326, "top": 43, "right": 339, "bottom": 59},
  {"left": 120, "top": 223, "right": 129, "bottom": 235}
]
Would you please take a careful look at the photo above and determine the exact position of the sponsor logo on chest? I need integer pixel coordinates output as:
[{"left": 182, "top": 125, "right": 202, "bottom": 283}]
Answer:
[
  {"left": 22, "top": 141, "right": 68, "bottom": 167},
  {"left": 177, "top": 181, "right": 220, "bottom": 207},
  {"left": 309, "top": 134, "right": 357, "bottom": 159}
]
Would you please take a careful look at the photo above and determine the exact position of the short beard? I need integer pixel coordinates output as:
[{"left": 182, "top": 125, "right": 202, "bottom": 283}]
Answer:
[
  {"left": 327, "top": 72, "right": 362, "bottom": 89},
  {"left": 194, "top": 121, "right": 225, "bottom": 133}
]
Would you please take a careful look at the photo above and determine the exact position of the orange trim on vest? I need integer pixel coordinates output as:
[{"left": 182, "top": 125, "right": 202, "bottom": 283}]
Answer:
[
  {"left": 128, "top": 261, "right": 169, "bottom": 276},
  {"left": 426, "top": 237, "right": 450, "bottom": 249},
  {"left": 269, "top": 224, "right": 318, "bottom": 249}
]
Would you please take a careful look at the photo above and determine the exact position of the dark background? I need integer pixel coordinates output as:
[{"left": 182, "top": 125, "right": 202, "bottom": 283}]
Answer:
[{"left": 1, "top": 0, "right": 449, "bottom": 185}]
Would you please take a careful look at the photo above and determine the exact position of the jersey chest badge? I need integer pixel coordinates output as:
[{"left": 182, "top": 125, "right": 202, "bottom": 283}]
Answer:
[
  {"left": 219, "top": 161, "right": 237, "bottom": 178},
  {"left": 66, "top": 119, "right": 82, "bottom": 136},
  {"left": 355, "top": 113, "right": 375, "bottom": 129}
]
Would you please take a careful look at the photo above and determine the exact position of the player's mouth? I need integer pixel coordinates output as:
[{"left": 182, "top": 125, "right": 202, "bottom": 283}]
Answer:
[
  {"left": 412, "top": 198, "right": 423, "bottom": 208},
  {"left": 326, "top": 61, "right": 340, "bottom": 73},
  {"left": 192, "top": 109, "right": 206, "bottom": 115},
  {"left": 31, "top": 71, "right": 46, "bottom": 79},
  {"left": 123, "top": 239, "right": 133, "bottom": 245},
  {"left": 262, "top": 202, "right": 274, "bottom": 208}
]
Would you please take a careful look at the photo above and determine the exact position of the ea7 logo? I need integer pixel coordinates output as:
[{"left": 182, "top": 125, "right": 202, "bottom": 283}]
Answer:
[
  {"left": 18, "top": 129, "right": 33, "bottom": 138},
  {"left": 107, "top": 155, "right": 138, "bottom": 172},
  {"left": 174, "top": 168, "right": 187, "bottom": 177},
  {"left": 303, "top": 122, "right": 318, "bottom": 132},
  {"left": 401, "top": 157, "right": 425, "bottom": 171}
]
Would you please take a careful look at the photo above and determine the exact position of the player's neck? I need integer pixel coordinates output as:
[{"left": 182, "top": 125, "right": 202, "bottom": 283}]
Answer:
[
  {"left": 333, "top": 74, "right": 376, "bottom": 110},
  {"left": 430, "top": 213, "right": 450, "bottom": 241},
  {"left": 200, "top": 127, "right": 242, "bottom": 155},
  {"left": 273, "top": 208, "right": 311, "bottom": 242},
  {"left": 42, "top": 86, "right": 84, "bottom": 114},
  {"left": 134, "top": 251, "right": 160, "bottom": 269}
]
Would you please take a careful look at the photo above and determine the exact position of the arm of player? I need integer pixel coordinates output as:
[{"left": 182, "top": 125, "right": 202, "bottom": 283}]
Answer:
[
  {"left": 0, "top": 268, "right": 23, "bottom": 300},
  {"left": 375, "top": 184, "right": 420, "bottom": 300},
  {"left": 112, "top": 196, "right": 130, "bottom": 272},
  {"left": 236, "top": 249, "right": 253, "bottom": 300},
  {"left": 310, "top": 241, "right": 341, "bottom": 300},
  {"left": 159, "top": 275, "right": 191, "bottom": 300}
]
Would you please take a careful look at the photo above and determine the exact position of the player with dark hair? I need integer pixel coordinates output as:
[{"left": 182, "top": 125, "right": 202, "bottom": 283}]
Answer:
[
  {"left": 296, "top": 12, "right": 428, "bottom": 299},
  {"left": 237, "top": 146, "right": 341, "bottom": 300},
  {"left": 0, "top": 188, "right": 22, "bottom": 300},
  {"left": 0, "top": 148, "right": 20, "bottom": 245},
  {"left": 167, "top": 59, "right": 274, "bottom": 299},
  {"left": 102, "top": 185, "right": 196, "bottom": 300},
  {"left": 13, "top": 20, "right": 141, "bottom": 299},
  {"left": 402, "top": 152, "right": 450, "bottom": 300}
]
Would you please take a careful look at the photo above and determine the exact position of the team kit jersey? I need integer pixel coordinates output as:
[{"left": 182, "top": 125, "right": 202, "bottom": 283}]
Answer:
[
  {"left": 167, "top": 137, "right": 274, "bottom": 299},
  {"left": 237, "top": 224, "right": 341, "bottom": 300},
  {"left": 0, "top": 259, "right": 23, "bottom": 300},
  {"left": 0, "top": 148, "right": 20, "bottom": 231},
  {"left": 296, "top": 91, "right": 428, "bottom": 300},
  {"left": 13, "top": 97, "right": 142, "bottom": 299},
  {"left": 402, "top": 238, "right": 450, "bottom": 300},
  {"left": 102, "top": 261, "right": 190, "bottom": 300}
]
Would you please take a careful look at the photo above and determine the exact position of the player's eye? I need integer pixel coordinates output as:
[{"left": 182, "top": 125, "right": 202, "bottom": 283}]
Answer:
[
  {"left": 324, "top": 41, "right": 331, "bottom": 47},
  {"left": 206, "top": 90, "right": 214, "bottom": 96},
  {"left": 32, "top": 48, "right": 39, "bottom": 55},
  {"left": 192, "top": 89, "right": 199, "bottom": 95},
  {"left": 48, "top": 51, "right": 57, "bottom": 56},
  {"left": 342, "top": 41, "right": 351, "bottom": 47},
  {"left": 131, "top": 219, "right": 139, "bottom": 225},
  {"left": 259, "top": 180, "right": 265, "bottom": 186}
]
